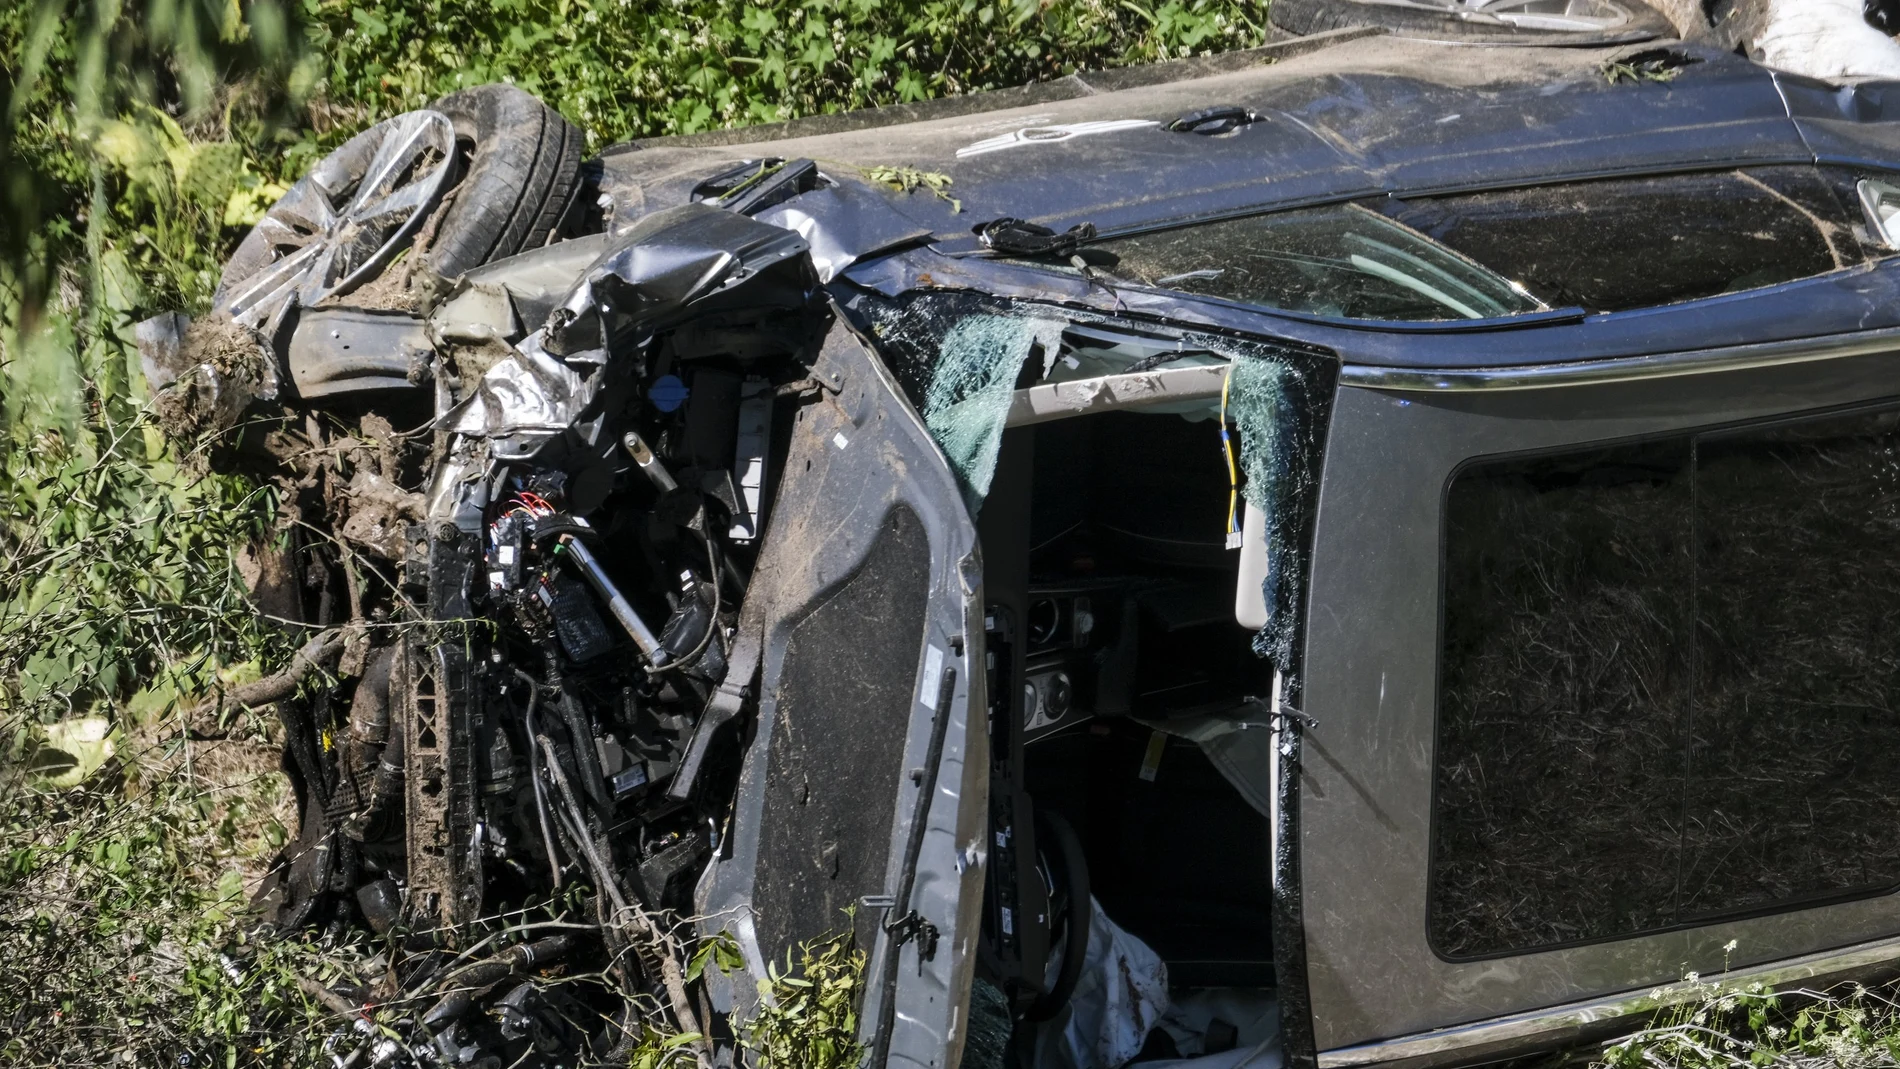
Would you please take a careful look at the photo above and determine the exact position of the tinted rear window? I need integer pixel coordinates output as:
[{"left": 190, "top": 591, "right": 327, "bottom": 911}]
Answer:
[
  {"left": 1382, "top": 167, "right": 1876, "bottom": 314},
  {"left": 1083, "top": 202, "right": 1543, "bottom": 322},
  {"left": 1053, "top": 166, "right": 1884, "bottom": 322},
  {"left": 1432, "top": 405, "right": 1900, "bottom": 959}
]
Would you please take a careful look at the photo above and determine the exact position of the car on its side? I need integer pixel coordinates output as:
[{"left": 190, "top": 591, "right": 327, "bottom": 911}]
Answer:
[{"left": 150, "top": 16, "right": 1900, "bottom": 1069}]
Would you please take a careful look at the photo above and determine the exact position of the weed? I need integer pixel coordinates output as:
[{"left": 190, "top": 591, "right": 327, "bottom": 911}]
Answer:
[
  {"left": 1597, "top": 948, "right": 1900, "bottom": 1069},
  {"left": 0, "top": 762, "right": 352, "bottom": 1067},
  {"left": 0, "top": 0, "right": 1253, "bottom": 1063},
  {"left": 1602, "top": 50, "right": 1697, "bottom": 85},
  {"left": 301, "top": 0, "right": 1267, "bottom": 147},
  {"left": 863, "top": 165, "right": 962, "bottom": 213},
  {"left": 745, "top": 927, "right": 868, "bottom": 1069}
]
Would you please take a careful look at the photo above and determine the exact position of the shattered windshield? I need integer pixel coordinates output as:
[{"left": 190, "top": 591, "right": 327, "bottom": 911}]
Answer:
[
  {"left": 1064, "top": 202, "right": 1546, "bottom": 322},
  {"left": 851, "top": 290, "right": 1335, "bottom": 668}
]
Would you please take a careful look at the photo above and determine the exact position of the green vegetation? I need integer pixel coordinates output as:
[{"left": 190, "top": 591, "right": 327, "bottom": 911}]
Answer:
[
  {"left": 1601, "top": 978, "right": 1900, "bottom": 1069},
  {"left": 301, "top": 0, "right": 1263, "bottom": 144},
  {"left": 1, "top": 773, "right": 347, "bottom": 1065},
  {"left": 0, "top": 0, "right": 1265, "bottom": 1063},
  {"left": 16, "top": 1, "right": 1896, "bottom": 1066},
  {"left": 742, "top": 927, "right": 867, "bottom": 1069}
]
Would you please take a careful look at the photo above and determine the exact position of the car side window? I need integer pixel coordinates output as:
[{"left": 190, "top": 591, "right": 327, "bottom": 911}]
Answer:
[
  {"left": 1431, "top": 405, "right": 1900, "bottom": 959},
  {"left": 1081, "top": 202, "right": 1545, "bottom": 322},
  {"left": 1382, "top": 167, "right": 1882, "bottom": 314}
]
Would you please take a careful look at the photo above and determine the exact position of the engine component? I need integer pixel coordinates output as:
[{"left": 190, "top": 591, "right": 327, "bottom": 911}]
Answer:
[
  {"left": 657, "top": 573, "right": 724, "bottom": 678},
  {"left": 685, "top": 368, "right": 741, "bottom": 470},
  {"left": 538, "top": 573, "right": 615, "bottom": 663},
  {"left": 729, "top": 376, "right": 773, "bottom": 541},
  {"left": 557, "top": 536, "right": 669, "bottom": 665},
  {"left": 622, "top": 430, "right": 679, "bottom": 493},
  {"left": 355, "top": 878, "right": 403, "bottom": 936},
  {"left": 488, "top": 512, "right": 528, "bottom": 594},
  {"left": 421, "top": 934, "right": 575, "bottom": 1028}
]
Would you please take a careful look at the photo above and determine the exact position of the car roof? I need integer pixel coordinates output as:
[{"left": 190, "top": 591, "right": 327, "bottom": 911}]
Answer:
[
  {"left": 596, "top": 32, "right": 1900, "bottom": 372},
  {"left": 600, "top": 33, "right": 1895, "bottom": 242}
]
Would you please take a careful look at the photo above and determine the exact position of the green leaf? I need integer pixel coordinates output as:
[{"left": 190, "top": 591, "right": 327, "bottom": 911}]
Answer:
[{"left": 350, "top": 7, "right": 389, "bottom": 38}]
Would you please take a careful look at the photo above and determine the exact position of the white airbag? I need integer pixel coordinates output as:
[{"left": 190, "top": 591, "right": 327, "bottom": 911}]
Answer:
[{"left": 1752, "top": 0, "right": 1900, "bottom": 81}]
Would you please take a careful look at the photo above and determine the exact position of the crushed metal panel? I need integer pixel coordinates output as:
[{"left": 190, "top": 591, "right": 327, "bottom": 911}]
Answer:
[
  {"left": 444, "top": 202, "right": 814, "bottom": 456},
  {"left": 698, "top": 315, "right": 987, "bottom": 1069},
  {"left": 398, "top": 638, "right": 484, "bottom": 930},
  {"left": 288, "top": 307, "right": 431, "bottom": 399},
  {"left": 402, "top": 519, "right": 487, "bottom": 930},
  {"left": 576, "top": 201, "right": 812, "bottom": 330},
  {"left": 757, "top": 180, "right": 935, "bottom": 283},
  {"left": 428, "top": 282, "right": 519, "bottom": 346}
]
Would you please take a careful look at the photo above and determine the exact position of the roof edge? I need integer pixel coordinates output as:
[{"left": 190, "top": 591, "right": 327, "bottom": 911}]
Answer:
[{"left": 599, "top": 26, "right": 1384, "bottom": 156}]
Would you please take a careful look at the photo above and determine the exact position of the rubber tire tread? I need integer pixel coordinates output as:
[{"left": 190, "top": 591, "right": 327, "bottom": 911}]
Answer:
[
  {"left": 425, "top": 84, "right": 584, "bottom": 279},
  {"left": 1268, "top": 0, "right": 1673, "bottom": 38}
]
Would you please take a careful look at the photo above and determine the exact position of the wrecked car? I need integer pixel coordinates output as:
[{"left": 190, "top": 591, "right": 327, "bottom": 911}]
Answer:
[{"left": 141, "top": 19, "right": 1900, "bottom": 1069}]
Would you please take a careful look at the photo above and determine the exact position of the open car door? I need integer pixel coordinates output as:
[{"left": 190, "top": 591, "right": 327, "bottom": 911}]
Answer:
[{"left": 697, "top": 313, "right": 987, "bottom": 1069}]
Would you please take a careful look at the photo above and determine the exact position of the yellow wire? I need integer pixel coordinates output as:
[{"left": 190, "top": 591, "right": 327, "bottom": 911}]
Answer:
[{"left": 1221, "top": 366, "right": 1239, "bottom": 536}]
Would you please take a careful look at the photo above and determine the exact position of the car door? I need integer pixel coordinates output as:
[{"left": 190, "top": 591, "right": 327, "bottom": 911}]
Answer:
[
  {"left": 696, "top": 313, "right": 989, "bottom": 1069},
  {"left": 1298, "top": 336, "right": 1900, "bottom": 1065}
]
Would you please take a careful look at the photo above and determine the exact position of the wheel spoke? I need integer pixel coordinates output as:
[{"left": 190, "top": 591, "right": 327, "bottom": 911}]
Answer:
[
  {"left": 297, "top": 242, "right": 344, "bottom": 308},
  {"left": 220, "top": 242, "right": 320, "bottom": 325},
  {"left": 254, "top": 213, "right": 319, "bottom": 252},
  {"left": 272, "top": 179, "right": 341, "bottom": 234},
  {"left": 349, "top": 112, "right": 444, "bottom": 217},
  {"left": 352, "top": 178, "right": 437, "bottom": 230},
  {"left": 220, "top": 109, "right": 452, "bottom": 329}
]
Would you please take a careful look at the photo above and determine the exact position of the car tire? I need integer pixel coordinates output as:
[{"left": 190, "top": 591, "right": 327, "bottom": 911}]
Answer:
[
  {"left": 1268, "top": 0, "right": 1675, "bottom": 40},
  {"left": 210, "top": 85, "right": 585, "bottom": 340},
  {"left": 424, "top": 84, "right": 587, "bottom": 279}
]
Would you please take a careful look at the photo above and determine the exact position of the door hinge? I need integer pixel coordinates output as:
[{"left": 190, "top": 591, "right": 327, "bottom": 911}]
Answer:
[{"left": 885, "top": 910, "right": 940, "bottom": 965}]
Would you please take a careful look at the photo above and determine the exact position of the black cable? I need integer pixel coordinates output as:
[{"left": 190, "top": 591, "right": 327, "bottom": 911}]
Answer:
[
  {"left": 558, "top": 689, "right": 613, "bottom": 812},
  {"left": 649, "top": 528, "right": 722, "bottom": 675}
]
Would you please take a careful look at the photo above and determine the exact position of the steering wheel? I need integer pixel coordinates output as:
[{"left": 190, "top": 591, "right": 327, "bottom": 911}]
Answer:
[{"left": 1025, "top": 809, "right": 1092, "bottom": 1022}]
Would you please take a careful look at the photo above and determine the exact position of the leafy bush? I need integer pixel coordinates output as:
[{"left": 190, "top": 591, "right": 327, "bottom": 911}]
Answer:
[
  {"left": 301, "top": 0, "right": 1267, "bottom": 145},
  {"left": 1602, "top": 979, "right": 1900, "bottom": 1069},
  {"left": 0, "top": 0, "right": 1266, "bottom": 1063},
  {"left": 743, "top": 927, "right": 867, "bottom": 1069},
  {"left": 0, "top": 770, "right": 348, "bottom": 1067}
]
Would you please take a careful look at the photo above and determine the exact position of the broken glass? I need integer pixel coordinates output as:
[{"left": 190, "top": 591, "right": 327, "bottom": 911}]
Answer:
[
  {"left": 920, "top": 313, "right": 1065, "bottom": 512},
  {"left": 991, "top": 165, "right": 1888, "bottom": 325},
  {"left": 850, "top": 290, "right": 1334, "bottom": 667}
]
